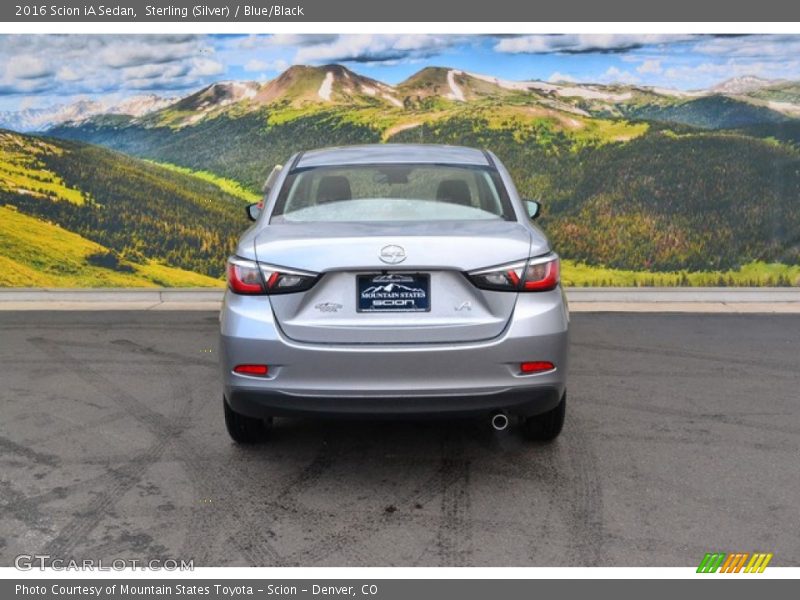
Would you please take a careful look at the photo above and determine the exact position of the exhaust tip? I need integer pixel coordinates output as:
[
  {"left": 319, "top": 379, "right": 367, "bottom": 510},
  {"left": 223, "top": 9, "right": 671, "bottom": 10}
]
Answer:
[{"left": 491, "top": 412, "right": 509, "bottom": 431}]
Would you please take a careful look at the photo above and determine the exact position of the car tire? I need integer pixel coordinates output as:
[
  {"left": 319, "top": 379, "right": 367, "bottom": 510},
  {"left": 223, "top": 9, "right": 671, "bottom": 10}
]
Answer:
[
  {"left": 521, "top": 391, "right": 566, "bottom": 442},
  {"left": 224, "top": 397, "right": 271, "bottom": 444}
]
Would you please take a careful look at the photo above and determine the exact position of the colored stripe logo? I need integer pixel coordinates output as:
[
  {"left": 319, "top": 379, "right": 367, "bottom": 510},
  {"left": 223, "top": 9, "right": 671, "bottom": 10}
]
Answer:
[{"left": 697, "top": 552, "right": 773, "bottom": 573}]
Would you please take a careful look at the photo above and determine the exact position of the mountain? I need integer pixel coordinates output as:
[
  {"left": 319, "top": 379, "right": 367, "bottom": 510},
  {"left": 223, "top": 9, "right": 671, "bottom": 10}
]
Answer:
[
  {"left": 619, "top": 95, "right": 791, "bottom": 129},
  {"left": 0, "top": 95, "right": 172, "bottom": 132},
  {"left": 0, "top": 129, "right": 251, "bottom": 284},
  {"left": 739, "top": 81, "right": 800, "bottom": 118},
  {"left": 47, "top": 65, "right": 799, "bottom": 195},
  {"left": 145, "top": 81, "right": 260, "bottom": 127},
  {"left": 174, "top": 81, "right": 260, "bottom": 111},
  {"left": 0, "top": 100, "right": 104, "bottom": 132},
  {"left": 136, "top": 65, "right": 403, "bottom": 128},
  {"left": 109, "top": 94, "right": 174, "bottom": 117},
  {"left": 395, "top": 67, "right": 513, "bottom": 104},
  {"left": 61, "top": 66, "right": 800, "bottom": 134},
  {"left": 710, "top": 76, "right": 783, "bottom": 95},
  {"left": 1, "top": 66, "right": 797, "bottom": 135},
  {"left": 255, "top": 64, "right": 400, "bottom": 107}
]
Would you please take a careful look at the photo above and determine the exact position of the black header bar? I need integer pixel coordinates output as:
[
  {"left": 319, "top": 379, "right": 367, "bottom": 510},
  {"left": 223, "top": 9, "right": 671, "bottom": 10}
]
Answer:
[{"left": 2, "top": 0, "right": 800, "bottom": 23}]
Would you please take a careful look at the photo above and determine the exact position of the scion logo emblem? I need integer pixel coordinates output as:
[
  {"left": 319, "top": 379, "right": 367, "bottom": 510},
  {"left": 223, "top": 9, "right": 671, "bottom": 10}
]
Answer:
[
  {"left": 314, "top": 302, "right": 343, "bottom": 313},
  {"left": 379, "top": 245, "right": 407, "bottom": 265}
]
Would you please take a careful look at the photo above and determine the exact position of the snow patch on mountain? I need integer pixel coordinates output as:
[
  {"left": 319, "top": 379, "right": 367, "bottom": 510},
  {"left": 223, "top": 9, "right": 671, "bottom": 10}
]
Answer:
[
  {"left": 318, "top": 72, "right": 334, "bottom": 101},
  {"left": 468, "top": 71, "right": 543, "bottom": 92},
  {"left": 109, "top": 94, "right": 175, "bottom": 116},
  {"left": 647, "top": 87, "right": 705, "bottom": 98},
  {"left": 711, "top": 76, "right": 782, "bottom": 95},
  {"left": 383, "top": 94, "right": 403, "bottom": 107},
  {"left": 447, "top": 70, "right": 465, "bottom": 102},
  {"left": 467, "top": 71, "right": 633, "bottom": 101}
]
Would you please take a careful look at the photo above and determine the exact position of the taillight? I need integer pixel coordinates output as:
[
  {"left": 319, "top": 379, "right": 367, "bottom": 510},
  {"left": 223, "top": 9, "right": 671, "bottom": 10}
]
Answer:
[
  {"left": 468, "top": 254, "right": 560, "bottom": 292},
  {"left": 520, "top": 361, "right": 555, "bottom": 374},
  {"left": 520, "top": 256, "right": 560, "bottom": 291},
  {"left": 226, "top": 257, "right": 318, "bottom": 295},
  {"left": 259, "top": 264, "right": 319, "bottom": 294},
  {"left": 227, "top": 257, "right": 265, "bottom": 294},
  {"left": 234, "top": 364, "right": 269, "bottom": 376}
]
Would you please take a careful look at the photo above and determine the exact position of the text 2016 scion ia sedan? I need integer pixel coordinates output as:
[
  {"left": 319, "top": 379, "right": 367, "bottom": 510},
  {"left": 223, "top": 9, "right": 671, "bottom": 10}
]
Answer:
[{"left": 220, "top": 144, "right": 569, "bottom": 443}]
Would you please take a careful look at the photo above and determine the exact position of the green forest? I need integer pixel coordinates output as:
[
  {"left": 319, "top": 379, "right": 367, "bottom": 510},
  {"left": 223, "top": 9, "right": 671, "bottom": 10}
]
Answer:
[
  {"left": 0, "top": 130, "right": 248, "bottom": 284},
  {"left": 49, "top": 104, "right": 800, "bottom": 282}
]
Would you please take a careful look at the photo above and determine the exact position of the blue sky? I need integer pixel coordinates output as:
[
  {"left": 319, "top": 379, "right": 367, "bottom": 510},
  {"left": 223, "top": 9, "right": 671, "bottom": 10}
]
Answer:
[{"left": 2, "top": 34, "right": 800, "bottom": 111}]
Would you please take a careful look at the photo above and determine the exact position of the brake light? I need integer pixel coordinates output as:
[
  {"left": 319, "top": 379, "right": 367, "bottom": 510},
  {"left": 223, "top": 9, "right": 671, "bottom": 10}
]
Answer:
[
  {"left": 234, "top": 364, "right": 269, "bottom": 376},
  {"left": 227, "top": 257, "right": 265, "bottom": 294},
  {"left": 521, "top": 257, "right": 560, "bottom": 291},
  {"left": 226, "top": 257, "right": 319, "bottom": 295},
  {"left": 520, "top": 361, "right": 555, "bottom": 374},
  {"left": 468, "top": 255, "right": 560, "bottom": 292}
]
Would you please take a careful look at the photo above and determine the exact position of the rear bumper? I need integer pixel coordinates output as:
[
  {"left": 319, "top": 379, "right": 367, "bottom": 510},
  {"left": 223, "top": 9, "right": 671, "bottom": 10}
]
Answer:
[
  {"left": 226, "top": 385, "right": 562, "bottom": 419},
  {"left": 220, "top": 287, "right": 569, "bottom": 418}
]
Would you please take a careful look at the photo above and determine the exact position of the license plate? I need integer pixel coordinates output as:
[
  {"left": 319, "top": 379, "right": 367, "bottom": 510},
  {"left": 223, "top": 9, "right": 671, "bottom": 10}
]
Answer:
[{"left": 357, "top": 273, "right": 430, "bottom": 312}]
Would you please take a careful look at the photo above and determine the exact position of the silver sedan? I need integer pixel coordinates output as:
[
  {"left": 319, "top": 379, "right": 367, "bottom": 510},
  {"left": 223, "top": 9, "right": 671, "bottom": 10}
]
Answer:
[{"left": 220, "top": 144, "right": 569, "bottom": 442}]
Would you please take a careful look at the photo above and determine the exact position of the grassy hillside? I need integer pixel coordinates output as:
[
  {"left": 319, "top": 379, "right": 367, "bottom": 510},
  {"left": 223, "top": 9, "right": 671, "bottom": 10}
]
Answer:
[
  {"left": 51, "top": 110, "right": 383, "bottom": 191},
  {"left": 0, "top": 129, "right": 250, "bottom": 282},
  {"left": 49, "top": 102, "right": 649, "bottom": 192},
  {"left": 143, "top": 160, "right": 261, "bottom": 203},
  {"left": 747, "top": 82, "right": 800, "bottom": 105},
  {"left": 0, "top": 206, "right": 221, "bottom": 287},
  {"left": 0, "top": 132, "right": 85, "bottom": 205}
]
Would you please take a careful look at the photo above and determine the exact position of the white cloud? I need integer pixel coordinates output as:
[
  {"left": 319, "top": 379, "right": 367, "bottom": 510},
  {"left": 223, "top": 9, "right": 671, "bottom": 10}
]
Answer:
[
  {"left": 98, "top": 38, "right": 205, "bottom": 69},
  {"left": 122, "top": 63, "right": 190, "bottom": 81},
  {"left": 190, "top": 57, "right": 224, "bottom": 77},
  {"left": 4, "top": 33, "right": 800, "bottom": 110},
  {"left": 244, "top": 58, "right": 288, "bottom": 73},
  {"left": 56, "top": 66, "right": 81, "bottom": 82},
  {"left": 599, "top": 66, "right": 640, "bottom": 84},
  {"left": 494, "top": 34, "right": 698, "bottom": 55},
  {"left": 0, "top": 35, "right": 222, "bottom": 99},
  {"left": 266, "top": 34, "right": 339, "bottom": 48},
  {"left": 293, "top": 35, "right": 463, "bottom": 64},
  {"left": 636, "top": 59, "right": 662, "bottom": 74},
  {"left": 5, "top": 55, "right": 54, "bottom": 79},
  {"left": 662, "top": 59, "right": 800, "bottom": 85},
  {"left": 691, "top": 35, "right": 800, "bottom": 58}
]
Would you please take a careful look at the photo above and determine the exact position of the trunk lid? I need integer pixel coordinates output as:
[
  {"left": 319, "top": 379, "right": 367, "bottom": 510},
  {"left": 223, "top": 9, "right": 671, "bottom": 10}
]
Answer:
[{"left": 255, "top": 221, "right": 540, "bottom": 344}]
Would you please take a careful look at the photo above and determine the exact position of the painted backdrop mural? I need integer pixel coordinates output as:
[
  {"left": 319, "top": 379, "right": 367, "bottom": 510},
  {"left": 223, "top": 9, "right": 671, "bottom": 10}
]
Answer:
[{"left": 1, "top": 34, "right": 799, "bottom": 287}]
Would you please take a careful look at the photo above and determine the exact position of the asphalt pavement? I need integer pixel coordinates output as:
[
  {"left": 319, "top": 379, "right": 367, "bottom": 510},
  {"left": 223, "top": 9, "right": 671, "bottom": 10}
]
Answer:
[{"left": 0, "top": 311, "right": 798, "bottom": 567}]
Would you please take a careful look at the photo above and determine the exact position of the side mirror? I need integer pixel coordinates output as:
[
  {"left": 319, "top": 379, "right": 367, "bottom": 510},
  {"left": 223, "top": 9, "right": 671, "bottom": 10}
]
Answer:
[
  {"left": 246, "top": 202, "right": 262, "bottom": 222},
  {"left": 525, "top": 200, "right": 542, "bottom": 220}
]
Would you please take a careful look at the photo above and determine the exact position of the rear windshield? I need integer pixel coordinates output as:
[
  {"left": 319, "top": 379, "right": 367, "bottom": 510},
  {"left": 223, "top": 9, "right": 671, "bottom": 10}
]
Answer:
[{"left": 270, "top": 164, "right": 515, "bottom": 223}]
